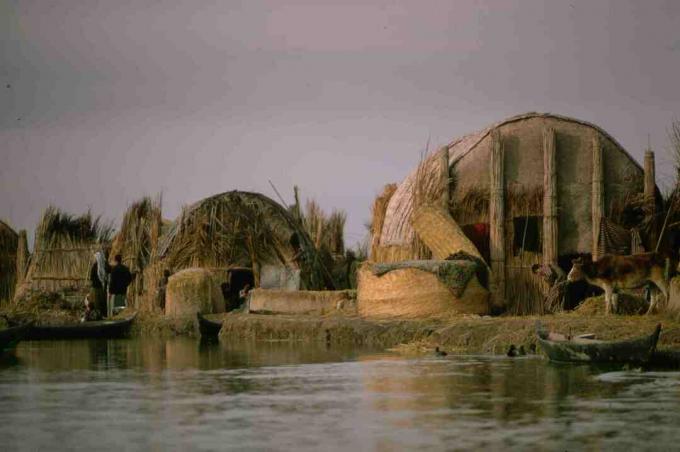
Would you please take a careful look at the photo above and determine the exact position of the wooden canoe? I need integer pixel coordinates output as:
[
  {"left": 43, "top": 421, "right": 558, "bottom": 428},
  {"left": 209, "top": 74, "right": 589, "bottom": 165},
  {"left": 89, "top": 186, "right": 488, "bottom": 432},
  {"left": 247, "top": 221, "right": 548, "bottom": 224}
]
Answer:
[
  {"left": 536, "top": 321, "right": 661, "bottom": 364},
  {"left": 197, "top": 312, "right": 222, "bottom": 338},
  {"left": 26, "top": 313, "right": 137, "bottom": 340},
  {"left": 0, "top": 322, "right": 33, "bottom": 353}
]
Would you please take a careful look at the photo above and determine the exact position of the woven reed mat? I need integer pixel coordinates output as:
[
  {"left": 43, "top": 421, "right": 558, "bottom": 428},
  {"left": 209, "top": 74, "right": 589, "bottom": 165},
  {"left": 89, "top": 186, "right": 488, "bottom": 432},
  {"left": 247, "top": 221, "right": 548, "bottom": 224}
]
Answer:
[{"left": 411, "top": 205, "right": 483, "bottom": 260}]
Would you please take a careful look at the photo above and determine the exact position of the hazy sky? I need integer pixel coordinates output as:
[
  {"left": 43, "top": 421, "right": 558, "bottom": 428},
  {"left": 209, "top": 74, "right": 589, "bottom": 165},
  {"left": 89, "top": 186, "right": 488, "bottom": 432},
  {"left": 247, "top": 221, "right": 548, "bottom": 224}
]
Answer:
[{"left": 2, "top": 0, "right": 679, "bottom": 247}]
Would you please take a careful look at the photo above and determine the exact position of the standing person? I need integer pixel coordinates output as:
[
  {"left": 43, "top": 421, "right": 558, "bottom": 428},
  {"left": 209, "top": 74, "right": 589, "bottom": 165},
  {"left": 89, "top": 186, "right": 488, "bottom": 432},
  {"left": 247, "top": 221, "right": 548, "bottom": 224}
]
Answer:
[
  {"left": 89, "top": 251, "right": 110, "bottom": 317},
  {"left": 157, "top": 269, "right": 171, "bottom": 313},
  {"left": 108, "top": 254, "right": 133, "bottom": 317}
]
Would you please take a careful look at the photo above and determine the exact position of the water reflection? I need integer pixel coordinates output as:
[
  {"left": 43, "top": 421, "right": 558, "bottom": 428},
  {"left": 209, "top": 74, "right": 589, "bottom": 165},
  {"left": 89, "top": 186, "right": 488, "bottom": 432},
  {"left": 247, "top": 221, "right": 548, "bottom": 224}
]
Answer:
[{"left": 0, "top": 339, "right": 679, "bottom": 451}]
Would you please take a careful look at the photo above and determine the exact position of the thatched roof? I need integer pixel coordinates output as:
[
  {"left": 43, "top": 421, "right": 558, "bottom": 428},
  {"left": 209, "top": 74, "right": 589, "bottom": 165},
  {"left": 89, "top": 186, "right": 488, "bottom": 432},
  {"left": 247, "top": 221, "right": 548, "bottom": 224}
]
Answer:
[
  {"left": 158, "top": 190, "right": 334, "bottom": 290},
  {"left": 379, "top": 112, "right": 646, "bottom": 249},
  {"left": 15, "top": 207, "right": 112, "bottom": 301}
]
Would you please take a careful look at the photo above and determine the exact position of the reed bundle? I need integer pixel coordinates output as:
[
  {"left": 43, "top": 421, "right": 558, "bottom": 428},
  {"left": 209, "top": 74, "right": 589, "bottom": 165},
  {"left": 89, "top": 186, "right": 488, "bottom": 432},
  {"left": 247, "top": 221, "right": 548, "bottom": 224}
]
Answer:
[
  {"left": 0, "top": 220, "right": 18, "bottom": 304},
  {"left": 302, "top": 199, "right": 346, "bottom": 256}
]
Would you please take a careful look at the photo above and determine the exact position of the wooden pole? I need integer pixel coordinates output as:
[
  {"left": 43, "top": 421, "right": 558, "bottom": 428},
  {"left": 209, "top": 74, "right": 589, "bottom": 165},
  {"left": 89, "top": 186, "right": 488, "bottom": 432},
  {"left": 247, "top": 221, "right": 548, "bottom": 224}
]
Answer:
[
  {"left": 592, "top": 134, "right": 604, "bottom": 261},
  {"left": 542, "top": 127, "right": 558, "bottom": 267},
  {"left": 644, "top": 150, "right": 656, "bottom": 201},
  {"left": 15, "top": 229, "right": 29, "bottom": 293},
  {"left": 644, "top": 150, "right": 658, "bottom": 250},
  {"left": 489, "top": 129, "right": 505, "bottom": 310},
  {"left": 439, "top": 146, "right": 450, "bottom": 210}
]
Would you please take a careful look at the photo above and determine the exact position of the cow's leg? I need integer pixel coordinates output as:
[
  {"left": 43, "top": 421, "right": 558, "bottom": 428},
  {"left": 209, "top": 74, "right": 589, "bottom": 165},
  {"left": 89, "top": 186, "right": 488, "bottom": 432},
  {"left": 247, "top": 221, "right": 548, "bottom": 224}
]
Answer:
[
  {"left": 648, "top": 279, "right": 669, "bottom": 315},
  {"left": 611, "top": 291, "right": 619, "bottom": 314},
  {"left": 603, "top": 285, "right": 614, "bottom": 315}
]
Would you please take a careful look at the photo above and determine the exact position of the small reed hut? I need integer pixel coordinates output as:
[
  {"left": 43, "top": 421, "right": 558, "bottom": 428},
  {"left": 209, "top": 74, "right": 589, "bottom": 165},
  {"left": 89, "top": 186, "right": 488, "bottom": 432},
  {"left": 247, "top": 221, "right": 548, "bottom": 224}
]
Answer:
[
  {"left": 156, "top": 191, "right": 334, "bottom": 306},
  {"left": 15, "top": 207, "right": 113, "bottom": 303},
  {"left": 0, "top": 220, "right": 19, "bottom": 304},
  {"left": 371, "top": 112, "right": 659, "bottom": 315}
]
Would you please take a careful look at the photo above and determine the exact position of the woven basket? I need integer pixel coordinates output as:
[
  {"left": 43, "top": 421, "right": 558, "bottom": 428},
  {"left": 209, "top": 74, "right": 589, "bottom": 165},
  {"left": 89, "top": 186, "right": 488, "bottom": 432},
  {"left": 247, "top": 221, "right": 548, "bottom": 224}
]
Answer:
[{"left": 357, "top": 264, "right": 489, "bottom": 319}]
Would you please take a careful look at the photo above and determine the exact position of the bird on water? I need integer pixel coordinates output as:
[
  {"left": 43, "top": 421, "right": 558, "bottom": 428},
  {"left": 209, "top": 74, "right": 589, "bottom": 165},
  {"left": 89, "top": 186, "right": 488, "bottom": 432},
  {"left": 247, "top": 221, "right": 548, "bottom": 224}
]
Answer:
[{"left": 435, "top": 347, "right": 448, "bottom": 357}]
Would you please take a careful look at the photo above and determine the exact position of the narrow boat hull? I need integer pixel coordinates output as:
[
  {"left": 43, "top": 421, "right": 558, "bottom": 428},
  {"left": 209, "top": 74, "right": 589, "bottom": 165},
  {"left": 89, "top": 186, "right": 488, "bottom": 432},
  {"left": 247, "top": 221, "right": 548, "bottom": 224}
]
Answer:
[
  {"left": 0, "top": 323, "right": 32, "bottom": 352},
  {"left": 26, "top": 314, "right": 137, "bottom": 340},
  {"left": 197, "top": 313, "right": 222, "bottom": 338},
  {"left": 537, "top": 323, "right": 661, "bottom": 364}
]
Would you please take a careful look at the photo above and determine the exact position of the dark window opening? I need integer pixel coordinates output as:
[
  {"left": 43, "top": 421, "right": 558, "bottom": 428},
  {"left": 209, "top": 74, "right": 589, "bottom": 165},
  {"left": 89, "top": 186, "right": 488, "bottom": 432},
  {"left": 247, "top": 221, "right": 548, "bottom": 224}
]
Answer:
[
  {"left": 513, "top": 216, "right": 541, "bottom": 255},
  {"left": 461, "top": 223, "right": 490, "bottom": 265}
]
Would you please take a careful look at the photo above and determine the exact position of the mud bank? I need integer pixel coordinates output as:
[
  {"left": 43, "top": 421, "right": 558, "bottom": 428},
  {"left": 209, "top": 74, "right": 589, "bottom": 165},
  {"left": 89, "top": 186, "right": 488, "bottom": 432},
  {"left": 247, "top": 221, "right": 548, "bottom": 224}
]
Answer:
[{"left": 213, "top": 312, "right": 680, "bottom": 354}]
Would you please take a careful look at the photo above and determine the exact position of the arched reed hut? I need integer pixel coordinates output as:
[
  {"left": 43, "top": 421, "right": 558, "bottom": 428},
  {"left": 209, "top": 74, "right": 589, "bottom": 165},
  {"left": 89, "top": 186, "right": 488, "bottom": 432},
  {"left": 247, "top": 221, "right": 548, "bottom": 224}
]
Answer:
[
  {"left": 371, "top": 112, "right": 659, "bottom": 314},
  {"left": 0, "top": 220, "right": 19, "bottom": 304},
  {"left": 157, "top": 191, "right": 334, "bottom": 296}
]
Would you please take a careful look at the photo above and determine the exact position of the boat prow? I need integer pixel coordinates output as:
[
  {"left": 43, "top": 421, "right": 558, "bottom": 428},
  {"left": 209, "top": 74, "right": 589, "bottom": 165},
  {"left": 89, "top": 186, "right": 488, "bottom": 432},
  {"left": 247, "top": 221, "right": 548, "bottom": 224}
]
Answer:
[
  {"left": 0, "top": 322, "right": 33, "bottom": 353},
  {"left": 197, "top": 312, "right": 222, "bottom": 338},
  {"left": 536, "top": 321, "right": 661, "bottom": 364}
]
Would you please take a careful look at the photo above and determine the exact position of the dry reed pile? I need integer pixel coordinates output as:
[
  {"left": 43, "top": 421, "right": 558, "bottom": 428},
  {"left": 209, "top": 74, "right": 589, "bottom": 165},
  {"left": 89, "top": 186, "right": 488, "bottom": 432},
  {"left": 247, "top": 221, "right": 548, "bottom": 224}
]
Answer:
[{"left": 370, "top": 183, "right": 398, "bottom": 259}]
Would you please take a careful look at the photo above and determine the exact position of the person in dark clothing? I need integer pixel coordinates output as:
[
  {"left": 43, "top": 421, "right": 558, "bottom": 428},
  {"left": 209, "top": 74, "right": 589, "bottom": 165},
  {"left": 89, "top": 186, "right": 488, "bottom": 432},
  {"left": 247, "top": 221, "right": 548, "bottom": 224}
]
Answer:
[
  {"left": 90, "top": 251, "right": 110, "bottom": 317},
  {"left": 157, "top": 269, "right": 171, "bottom": 313},
  {"left": 108, "top": 254, "right": 133, "bottom": 317}
]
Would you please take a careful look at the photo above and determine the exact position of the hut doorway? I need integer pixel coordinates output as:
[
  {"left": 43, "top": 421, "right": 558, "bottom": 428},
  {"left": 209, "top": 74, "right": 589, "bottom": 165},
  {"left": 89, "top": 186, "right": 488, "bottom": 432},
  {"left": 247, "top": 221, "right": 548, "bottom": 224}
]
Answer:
[{"left": 223, "top": 268, "right": 254, "bottom": 311}]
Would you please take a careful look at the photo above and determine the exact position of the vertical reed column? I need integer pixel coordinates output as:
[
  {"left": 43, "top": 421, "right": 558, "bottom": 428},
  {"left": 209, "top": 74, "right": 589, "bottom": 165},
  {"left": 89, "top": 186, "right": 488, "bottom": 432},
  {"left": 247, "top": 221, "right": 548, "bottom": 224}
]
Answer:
[
  {"left": 592, "top": 134, "right": 604, "bottom": 261},
  {"left": 439, "top": 146, "right": 450, "bottom": 210},
  {"left": 489, "top": 129, "right": 505, "bottom": 310},
  {"left": 15, "top": 230, "right": 29, "bottom": 294},
  {"left": 542, "top": 128, "right": 558, "bottom": 267},
  {"left": 644, "top": 150, "right": 657, "bottom": 250}
]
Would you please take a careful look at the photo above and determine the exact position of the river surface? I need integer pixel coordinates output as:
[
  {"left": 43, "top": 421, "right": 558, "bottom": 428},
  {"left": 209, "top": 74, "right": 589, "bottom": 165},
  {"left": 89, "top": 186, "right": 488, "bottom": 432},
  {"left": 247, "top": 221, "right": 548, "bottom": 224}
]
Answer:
[{"left": 1, "top": 338, "right": 680, "bottom": 451}]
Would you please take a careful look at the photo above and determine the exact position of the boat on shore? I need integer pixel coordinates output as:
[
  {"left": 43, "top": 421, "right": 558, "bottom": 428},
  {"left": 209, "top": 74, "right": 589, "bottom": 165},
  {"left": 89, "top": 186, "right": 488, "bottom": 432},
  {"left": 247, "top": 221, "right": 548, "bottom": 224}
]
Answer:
[
  {"left": 536, "top": 321, "right": 661, "bottom": 364},
  {"left": 197, "top": 312, "right": 222, "bottom": 338},
  {"left": 0, "top": 322, "right": 33, "bottom": 353},
  {"left": 25, "top": 313, "right": 137, "bottom": 340}
]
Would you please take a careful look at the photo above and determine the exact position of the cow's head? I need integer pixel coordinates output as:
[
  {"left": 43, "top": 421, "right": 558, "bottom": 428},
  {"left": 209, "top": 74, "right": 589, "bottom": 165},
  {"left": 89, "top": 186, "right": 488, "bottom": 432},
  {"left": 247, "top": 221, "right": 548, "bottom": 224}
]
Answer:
[{"left": 567, "top": 257, "right": 585, "bottom": 282}]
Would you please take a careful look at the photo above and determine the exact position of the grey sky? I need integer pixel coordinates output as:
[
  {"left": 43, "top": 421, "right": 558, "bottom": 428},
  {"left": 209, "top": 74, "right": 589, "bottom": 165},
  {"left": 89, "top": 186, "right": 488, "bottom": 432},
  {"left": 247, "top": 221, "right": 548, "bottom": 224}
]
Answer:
[{"left": 1, "top": 0, "right": 679, "bottom": 247}]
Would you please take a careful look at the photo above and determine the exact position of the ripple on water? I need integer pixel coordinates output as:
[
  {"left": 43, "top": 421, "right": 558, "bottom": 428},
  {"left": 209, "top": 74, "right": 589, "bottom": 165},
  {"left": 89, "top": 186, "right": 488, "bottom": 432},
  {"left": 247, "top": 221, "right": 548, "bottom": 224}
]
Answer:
[{"left": 1, "top": 339, "right": 680, "bottom": 451}]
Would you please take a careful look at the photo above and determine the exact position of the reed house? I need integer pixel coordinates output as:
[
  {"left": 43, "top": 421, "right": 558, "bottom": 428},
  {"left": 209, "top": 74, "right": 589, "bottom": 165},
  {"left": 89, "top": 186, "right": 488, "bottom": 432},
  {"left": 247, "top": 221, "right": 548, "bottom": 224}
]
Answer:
[{"left": 371, "top": 112, "right": 659, "bottom": 314}]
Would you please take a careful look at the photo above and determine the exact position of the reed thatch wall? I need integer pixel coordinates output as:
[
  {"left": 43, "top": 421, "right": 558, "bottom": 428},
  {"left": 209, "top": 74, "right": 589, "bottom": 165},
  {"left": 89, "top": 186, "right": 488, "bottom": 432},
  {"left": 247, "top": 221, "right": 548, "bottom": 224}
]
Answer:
[
  {"left": 0, "top": 220, "right": 19, "bottom": 304},
  {"left": 15, "top": 207, "right": 112, "bottom": 302},
  {"left": 158, "top": 191, "right": 334, "bottom": 291}
]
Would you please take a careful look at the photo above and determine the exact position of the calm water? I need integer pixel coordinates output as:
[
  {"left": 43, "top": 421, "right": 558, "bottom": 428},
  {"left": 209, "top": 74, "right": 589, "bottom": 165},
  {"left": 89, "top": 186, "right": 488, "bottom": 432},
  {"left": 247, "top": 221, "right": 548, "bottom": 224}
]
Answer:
[{"left": 1, "top": 338, "right": 680, "bottom": 451}]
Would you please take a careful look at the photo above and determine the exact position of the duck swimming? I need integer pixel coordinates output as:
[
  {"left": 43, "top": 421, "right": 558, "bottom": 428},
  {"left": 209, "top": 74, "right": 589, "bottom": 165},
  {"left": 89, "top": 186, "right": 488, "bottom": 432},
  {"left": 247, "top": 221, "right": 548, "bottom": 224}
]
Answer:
[
  {"left": 507, "top": 345, "right": 519, "bottom": 357},
  {"left": 435, "top": 347, "right": 448, "bottom": 357}
]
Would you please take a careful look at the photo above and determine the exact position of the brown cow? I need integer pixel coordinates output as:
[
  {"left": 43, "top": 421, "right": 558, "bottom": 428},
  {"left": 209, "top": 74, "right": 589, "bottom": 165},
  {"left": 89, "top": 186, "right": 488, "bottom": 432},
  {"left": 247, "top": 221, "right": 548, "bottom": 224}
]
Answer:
[{"left": 567, "top": 253, "right": 671, "bottom": 315}]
